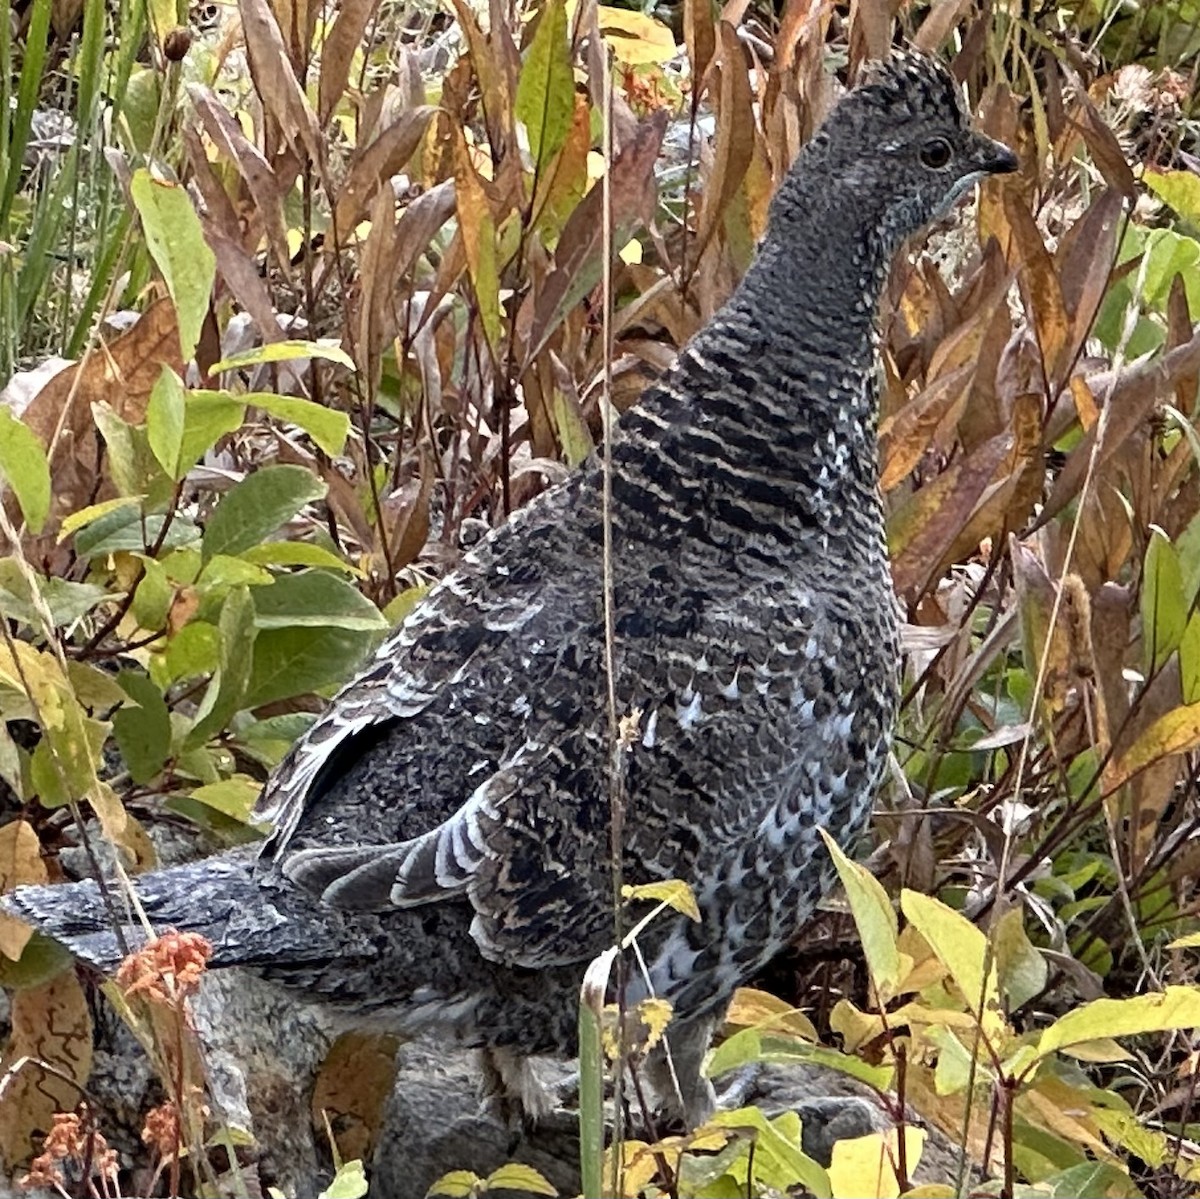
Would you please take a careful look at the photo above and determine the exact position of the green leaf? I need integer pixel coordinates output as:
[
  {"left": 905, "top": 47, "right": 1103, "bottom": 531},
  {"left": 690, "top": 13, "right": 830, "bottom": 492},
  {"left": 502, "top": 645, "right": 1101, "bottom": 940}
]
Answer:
[
  {"left": 58, "top": 496, "right": 144, "bottom": 542},
  {"left": 202, "top": 466, "right": 327, "bottom": 562},
  {"left": 250, "top": 570, "right": 387, "bottom": 632},
  {"left": 210, "top": 339, "right": 356, "bottom": 374},
  {"left": 706, "top": 1029, "right": 894, "bottom": 1092},
  {"left": 317, "top": 1160, "right": 369, "bottom": 1199},
  {"left": 147, "top": 366, "right": 187, "bottom": 479},
  {"left": 551, "top": 390, "right": 592, "bottom": 467},
  {"left": 1042, "top": 1161, "right": 1144, "bottom": 1199},
  {"left": 901, "top": 891, "right": 1003, "bottom": 1039},
  {"left": 165, "top": 777, "right": 264, "bottom": 844},
  {"left": 1036, "top": 986, "right": 1200, "bottom": 1062},
  {"left": 1146, "top": 169, "right": 1200, "bottom": 225},
  {"left": 153, "top": 621, "right": 221, "bottom": 688},
  {"left": 1142, "top": 229, "right": 1200, "bottom": 313},
  {"left": 0, "top": 561, "right": 108, "bottom": 629},
  {"left": 382, "top": 583, "right": 431, "bottom": 625},
  {"left": 129, "top": 168, "right": 216, "bottom": 361},
  {"left": 820, "top": 829, "right": 900, "bottom": 996},
  {"left": 179, "top": 391, "right": 246, "bottom": 472},
  {"left": 1181, "top": 613, "right": 1200, "bottom": 705},
  {"left": 1142, "top": 526, "right": 1186, "bottom": 673},
  {"left": 74, "top": 508, "right": 199, "bottom": 558},
  {"left": 186, "top": 586, "right": 256, "bottom": 747},
  {"left": 197, "top": 554, "right": 276, "bottom": 593},
  {"left": 246, "top": 626, "right": 376, "bottom": 708},
  {"left": 0, "top": 408, "right": 51, "bottom": 533},
  {"left": 92, "top": 402, "right": 174, "bottom": 507},
  {"left": 706, "top": 1106, "right": 830, "bottom": 1199},
  {"left": 242, "top": 392, "right": 352, "bottom": 457},
  {"left": 184, "top": 777, "right": 262, "bottom": 825},
  {"left": 0, "top": 934, "right": 73, "bottom": 991},
  {"left": 132, "top": 558, "right": 174, "bottom": 631},
  {"left": 112, "top": 670, "right": 172, "bottom": 785},
  {"left": 991, "top": 906, "right": 1047, "bottom": 1014},
  {"left": 240, "top": 542, "right": 360, "bottom": 574},
  {"left": 514, "top": 0, "right": 574, "bottom": 175}
]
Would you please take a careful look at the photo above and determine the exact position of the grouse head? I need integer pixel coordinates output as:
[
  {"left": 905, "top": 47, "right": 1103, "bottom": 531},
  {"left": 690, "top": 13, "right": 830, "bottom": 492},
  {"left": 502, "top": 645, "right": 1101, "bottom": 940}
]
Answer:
[{"left": 773, "top": 50, "right": 1017, "bottom": 257}]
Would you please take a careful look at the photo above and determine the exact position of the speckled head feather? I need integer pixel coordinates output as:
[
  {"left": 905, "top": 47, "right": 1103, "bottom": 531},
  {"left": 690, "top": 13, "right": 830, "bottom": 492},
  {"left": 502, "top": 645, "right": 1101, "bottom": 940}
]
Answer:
[
  {"left": 3, "top": 50, "right": 1016, "bottom": 1132},
  {"left": 771, "top": 49, "right": 1017, "bottom": 254}
]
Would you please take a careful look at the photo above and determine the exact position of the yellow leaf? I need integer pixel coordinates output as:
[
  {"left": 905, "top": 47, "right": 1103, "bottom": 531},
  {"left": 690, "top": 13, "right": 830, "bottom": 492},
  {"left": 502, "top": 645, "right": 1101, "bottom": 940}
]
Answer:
[
  {"left": 1059, "top": 1037, "right": 1135, "bottom": 1063},
  {"left": 632, "top": 996, "right": 673, "bottom": 1053},
  {"left": 0, "top": 820, "right": 48, "bottom": 960},
  {"left": 1037, "top": 986, "right": 1200, "bottom": 1062},
  {"left": 1107, "top": 702, "right": 1200, "bottom": 791},
  {"left": 486, "top": 1163, "right": 558, "bottom": 1195},
  {"left": 594, "top": 6, "right": 677, "bottom": 63},
  {"left": 726, "top": 986, "right": 818, "bottom": 1040},
  {"left": 828, "top": 1128, "right": 926, "bottom": 1199},
  {"left": 603, "top": 1140, "right": 657, "bottom": 1198},
  {"left": 821, "top": 829, "right": 900, "bottom": 996},
  {"left": 901, "top": 891, "right": 1005, "bottom": 1045},
  {"left": 622, "top": 878, "right": 700, "bottom": 921},
  {"left": 426, "top": 1170, "right": 480, "bottom": 1198}
]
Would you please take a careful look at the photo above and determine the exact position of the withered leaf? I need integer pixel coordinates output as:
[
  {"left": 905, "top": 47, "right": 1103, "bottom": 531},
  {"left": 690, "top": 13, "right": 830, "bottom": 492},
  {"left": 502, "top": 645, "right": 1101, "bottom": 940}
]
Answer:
[
  {"left": 311, "top": 1031, "right": 400, "bottom": 1163},
  {"left": 0, "top": 821, "right": 47, "bottom": 961},
  {"left": 0, "top": 970, "right": 93, "bottom": 1168}
]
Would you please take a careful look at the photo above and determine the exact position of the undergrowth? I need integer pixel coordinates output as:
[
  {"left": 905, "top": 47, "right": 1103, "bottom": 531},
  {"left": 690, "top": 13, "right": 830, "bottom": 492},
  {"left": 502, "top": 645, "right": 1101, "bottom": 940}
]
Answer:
[{"left": 3, "top": 0, "right": 1200, "bottom": 1196}]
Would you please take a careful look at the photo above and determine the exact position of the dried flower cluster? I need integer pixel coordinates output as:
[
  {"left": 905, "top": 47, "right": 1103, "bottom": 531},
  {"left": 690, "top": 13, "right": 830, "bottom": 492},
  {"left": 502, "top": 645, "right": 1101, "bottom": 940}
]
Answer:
[
  {"left": 115, "top": 930, "right": 213, "bottom": 1007},
  {"left": 18, "top": 1109, "right": 118, "bottom": 1196}
]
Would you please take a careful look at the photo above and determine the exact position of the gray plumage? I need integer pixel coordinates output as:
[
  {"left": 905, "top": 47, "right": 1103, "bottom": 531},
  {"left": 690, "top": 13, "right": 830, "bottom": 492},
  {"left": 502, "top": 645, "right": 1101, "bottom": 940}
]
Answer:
[{"left": 5, "top": 52, "right": 1016, "bottom": 1125}]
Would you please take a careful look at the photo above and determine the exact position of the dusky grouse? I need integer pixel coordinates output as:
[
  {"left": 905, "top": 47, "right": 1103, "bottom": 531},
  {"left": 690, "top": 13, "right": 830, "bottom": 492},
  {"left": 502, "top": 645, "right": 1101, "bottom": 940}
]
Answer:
[{"left": 5, "top": 51, "right": 1017, "bottom": 1126}]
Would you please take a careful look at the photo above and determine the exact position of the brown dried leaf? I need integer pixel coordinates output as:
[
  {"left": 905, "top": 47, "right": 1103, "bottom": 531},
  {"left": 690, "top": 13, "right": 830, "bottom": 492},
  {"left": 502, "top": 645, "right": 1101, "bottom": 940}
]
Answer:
[
  {"left": 1011, "top": 541, "right": 1076, "bottom": 718},
  {"left": 311, "top": 1031, "right": 400, "bottom": 1163},
  {"left": 1073, "top": 94, "right": 1137, "bottom": 202},
  {"left": 1004, "top": 189, "right": 1070, "bottom": 385},
  {"left": 1041, "top": 325, "right": 1200, "bottom": 528},
  {"left": 448, "top": 0, "right": 516, "bottom": 163},
  {"left": 0, "top": 821, "right": 47, "bottom": 961},
  {"left": 849, "top": 0, "right": 897, "bottom": 65},
  {"left": 383, "top": 454, "right": 434, "bottom": 572},
  {"left": 889, "top": 430, "right": 1014, "bottom": 596},
  {"left": 683, "top": 0, "right": 716, "bottom": 88},
  {"left": 913, "top": 0, "right": 975, "bottom": 53},
  {"left": 239, "top": 0, "right": 322, "bottom": 163},
  {"left": 0, "top": 970, "right": 93, "bottom": 1168},
  {"left": 20, "top": 301, "right": 183, "bottom": 535},
  {"left": 879, "top": 363, "right": 972, "bottom": 492},
  {"left": 526, "top": 110, "right": 668, "bottom": 364},
  {"left": 333, "top": 107, "right": 437, "bottom": 233},
  {"left": 188, "top": 84, "right": 291, "bottom": 274},
  {"left": 356, "top": 186, "right": 401, "bottom": 390},
  {"left": 1167, "top": 273, "right": 1197, "bottom": 416},
  {"left": 694, "top": 24, "right": 756, "bottom": 266},
  {"left": 1055, "top": 189, "right": 1123, "bottom": 376},
  {"left": 1107, "top": 698, "right": 1200, "bottom": 794},
  {"left": 318, "top": 0, "right": 375, "bottom": 123}
]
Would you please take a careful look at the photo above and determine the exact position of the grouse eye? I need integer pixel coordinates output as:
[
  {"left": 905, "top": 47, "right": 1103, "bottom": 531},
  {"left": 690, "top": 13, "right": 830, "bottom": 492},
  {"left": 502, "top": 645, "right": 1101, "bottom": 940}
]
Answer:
[{"left": 920, "top": 137, "right": 953, "bottom": 169}]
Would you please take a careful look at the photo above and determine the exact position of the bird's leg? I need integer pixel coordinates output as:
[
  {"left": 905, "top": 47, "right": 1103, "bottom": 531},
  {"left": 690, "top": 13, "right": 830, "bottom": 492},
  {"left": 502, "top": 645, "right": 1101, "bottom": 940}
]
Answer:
[
  {"left": 641, "top": 1014, "right": 718, "bottom": 1130},
  {"left": 478, "top": 1046, "right": 554, "bottom": 1134}
]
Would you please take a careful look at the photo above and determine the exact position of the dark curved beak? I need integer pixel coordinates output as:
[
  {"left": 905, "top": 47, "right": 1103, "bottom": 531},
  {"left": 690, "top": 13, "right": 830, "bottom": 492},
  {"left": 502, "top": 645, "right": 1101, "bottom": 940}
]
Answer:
[{"left": 973, "top": 134, "right": 1019, "bottom": 175}]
